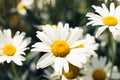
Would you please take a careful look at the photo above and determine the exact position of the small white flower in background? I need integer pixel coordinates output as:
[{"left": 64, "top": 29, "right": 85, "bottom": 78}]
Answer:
[
  {"left": 31, "top": 22, "right": 98, "bottom": 75},
  {"left": 81, "top": 57, "right": 120, "bottom": 80},
  {"left": 37, "top": 0, "right": 56, "bottom": 10},
  {"left": 86, "top": 3, "right": 120, "bottom": 41},
  {"left": 77, "top": 34, "right": 99, "bottom": 57},
  {"left": 0, "top": 29, "right": 31, "bottom": 66},
  {"left": 17, "top": 0, "right": 34, "bottom": 15}
]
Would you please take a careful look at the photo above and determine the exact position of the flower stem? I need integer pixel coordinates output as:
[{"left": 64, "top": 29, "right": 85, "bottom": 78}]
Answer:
[
  {"left": 60, "top": 75, "right": 62, "bottom": 80},
  {"left": 11, "top": 62, "right": 18, "bottom": 80},
  {"left": 108, "top": 31, "right": 116, "bottom": 80}
]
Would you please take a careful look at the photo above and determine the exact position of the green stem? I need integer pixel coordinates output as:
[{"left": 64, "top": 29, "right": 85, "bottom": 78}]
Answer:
[
  {"left": 11, "top": 62, "right": 18, "bottom": 80},
  {"left": 108, "top": 31, "right": 116, "bottom": 80},
  {"left": 60, "top": 75, "right": 62, "bottom": 80}
]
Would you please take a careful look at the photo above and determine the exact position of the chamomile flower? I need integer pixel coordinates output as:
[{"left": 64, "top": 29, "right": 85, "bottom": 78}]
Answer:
[
  {"left": 82, "top": 57, "right": 120, "bottom": 80},
  {"left": 17, "top": 0, "right": 34, "bottom": 15},
  {"left": 31, "top": 22, "right": 98, "bottom": 75},
  {"left": 0, "top": 29, "right": 31, "bottom": 66},
  {"left": 86, "top": 3, "right": 120, "bottom": 41}
]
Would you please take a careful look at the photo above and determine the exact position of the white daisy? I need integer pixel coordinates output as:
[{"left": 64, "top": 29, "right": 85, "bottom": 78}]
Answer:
[
  {"left": 82, "top": 57, "right": 120, "bottom": 80},
  {"left": 86, "top": 3, "right": 120, "bottom": 41},
  {"left": 31, "top": 22, "right": 98, "bottom": 75},
  {"left": 17, "top": 0, "right": 34, "bottom": 15},
  {"left": 0, "top": 29, "right": 31, "bottom": 66}
]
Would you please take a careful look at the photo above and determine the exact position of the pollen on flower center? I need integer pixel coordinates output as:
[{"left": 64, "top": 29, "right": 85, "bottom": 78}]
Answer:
[
  {"left": 3, "top": 44, "right": 16, "bottom": 56},
  {"left": 51, "top": 40, "right": 70, "bottom": 57},
  {"left": 63, "top": 63, "right": 79, "bottom": 79},
  {"left": 92, "top": 69, "right": 106, "bottom": 80},
  {"left": 103, "top": 16, "right": 118, "bottom": 26}
]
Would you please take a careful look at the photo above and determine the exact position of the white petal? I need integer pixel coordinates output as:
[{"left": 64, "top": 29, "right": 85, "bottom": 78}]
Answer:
[
  {"left": 13, "top": 55, "right": 25, "bottom": 66},
  {"left": 102, "top": 3, "right": 109, "bottom": 15},
  {"left": 67, "top": 27, "right": 82, "bottom": 44},
  {"left": 63, "top": 59, "right": 69, "bottom": 72},
  {"left": 66, "top": 53, "right": 85, "bottom": 68},
  {"left": 37, "top": 53, "right": 55, "bottom": 69},
  {"left": 0, "top": 29, "right": 12, "bottom": 44},
  {"left": 95, "top": 26, "right": 107, "bottom": 38},
  {"left": 54, "top": 57, "right": 66, "bottom": 75},
  {"left": 31, "top": 42, "right": 51, "bottom": 52},
  {"left": 36, "top": 31, "right": 53, "bottom": 45},
  {"left": 3, "top": 29, "right": 12, "bottom": 42},
  {"left": 12, "top": 32, "right": 26, "bottom": 47},
  {"left": 16, "top": 37, "right": 31, "bottom": 51},
  {"left": 59, "top": 23, "right": 69, "bottom": 40},
  {"left": 92, "top": 4, "right": 107, "bottom": 17},
  {"left": 0, "top": 56, "right": 9, "bottom": 63},
  {"left": 109, "top": 27, "right": 120, "bottom": 41},
  {"left": 110, "top": 3, "right": 115, "bottom": 15},
  {"left": 6, "top": 56, "right": 13, "bottom": 63},
  {"left": 86, "top": 12, "right": 102, "bottom": 19},
  {"left": 43, "top": 25, "right": 58, "bottom": 41},
  {"left": 115, "top": 6, "right": 120, "bottom": 18},
  {"left": 86, "top": 13, "right": 103, "bottom": 26}
]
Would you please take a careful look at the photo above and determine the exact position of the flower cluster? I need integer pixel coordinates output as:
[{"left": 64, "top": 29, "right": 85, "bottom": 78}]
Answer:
[{"left": 0, "top": 1, "right": 120, "bottom": 80}]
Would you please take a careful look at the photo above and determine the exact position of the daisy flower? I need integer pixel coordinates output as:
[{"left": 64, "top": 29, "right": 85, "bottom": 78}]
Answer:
[
  {"left": 17, "top": 0, "right": 34, "bottom": 15},
  {"left": 82, "top": 57, "right": 120, "bottom": 80},
  {"left": 86, "top": 3, "right": 120, "bottom": 41},
  {"left": 31, "top": 22, "right": 98, "bottom": 75},
  {"left": 0, "top": 29, "right": 31, "bottom": 66}
]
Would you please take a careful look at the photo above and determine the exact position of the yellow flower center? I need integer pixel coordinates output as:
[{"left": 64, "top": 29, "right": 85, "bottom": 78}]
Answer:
[
  {"left": 51, "top": 40, "right": 70, "bottom": 57},
  {"left": 92, "top": 69, "right": 106, "bottom": 80},
  {"left": 17, "top": 4, "right": 26, "bottom": 11},
  {"left": 103, "top": 16, "right": 118, "bottom": 26},
  {"left": 63, "top": 64, "right": 80, "bottom": 79},
  {"left": 3, "top": 44, "right": 16, "bottom": 56}
]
